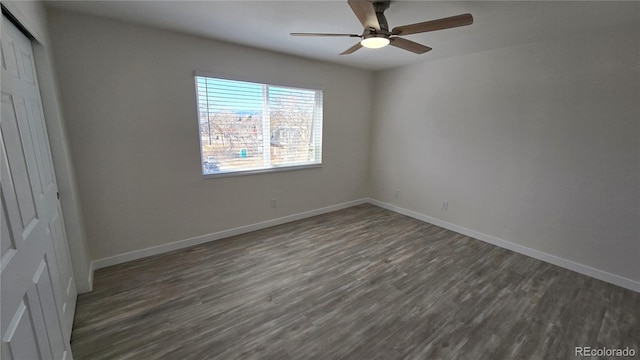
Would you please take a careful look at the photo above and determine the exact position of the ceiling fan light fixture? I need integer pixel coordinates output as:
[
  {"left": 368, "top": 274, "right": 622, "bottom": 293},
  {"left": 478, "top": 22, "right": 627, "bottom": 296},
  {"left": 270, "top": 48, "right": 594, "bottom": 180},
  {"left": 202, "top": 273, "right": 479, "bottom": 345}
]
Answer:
[{"left": 360, "top": 36, "right": 390, "bottom": 49}]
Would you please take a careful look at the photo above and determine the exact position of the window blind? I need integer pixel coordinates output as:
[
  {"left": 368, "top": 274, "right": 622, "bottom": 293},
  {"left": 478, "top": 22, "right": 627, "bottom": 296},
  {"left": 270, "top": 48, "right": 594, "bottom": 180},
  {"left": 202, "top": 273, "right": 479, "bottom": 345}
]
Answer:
[{"left": 195, "top": 75, "right": 322, "bottom": 176}]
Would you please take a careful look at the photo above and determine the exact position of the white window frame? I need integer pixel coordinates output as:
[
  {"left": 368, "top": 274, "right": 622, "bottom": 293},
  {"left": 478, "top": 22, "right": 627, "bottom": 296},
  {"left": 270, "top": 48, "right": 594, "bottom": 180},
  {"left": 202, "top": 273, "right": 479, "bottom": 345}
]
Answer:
[{"left": 194, "top": 71, "right": 323, "bottom": 178}]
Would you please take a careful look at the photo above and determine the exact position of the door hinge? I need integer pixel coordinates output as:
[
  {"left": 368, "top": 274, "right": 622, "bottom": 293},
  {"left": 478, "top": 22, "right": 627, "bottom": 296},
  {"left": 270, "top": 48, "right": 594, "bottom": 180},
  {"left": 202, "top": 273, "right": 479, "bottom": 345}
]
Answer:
[{"left": 57, "top": 192, "right": 60, "bottom": 200}]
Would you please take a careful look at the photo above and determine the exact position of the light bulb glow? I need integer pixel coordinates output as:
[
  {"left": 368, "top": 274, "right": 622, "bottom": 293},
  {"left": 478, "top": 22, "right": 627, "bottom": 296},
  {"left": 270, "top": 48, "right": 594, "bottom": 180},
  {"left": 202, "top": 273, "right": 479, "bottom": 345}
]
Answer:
[{"left": 360, "top": 36, "right": 390, "bottom": 49}]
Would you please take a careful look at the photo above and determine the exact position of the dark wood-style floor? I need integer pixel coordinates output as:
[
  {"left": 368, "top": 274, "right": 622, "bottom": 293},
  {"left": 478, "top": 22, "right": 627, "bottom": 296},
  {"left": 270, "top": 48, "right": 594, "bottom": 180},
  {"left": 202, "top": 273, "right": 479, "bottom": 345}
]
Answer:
[{"left": 71, "top": 204, "right": 639, "bottom": 359}]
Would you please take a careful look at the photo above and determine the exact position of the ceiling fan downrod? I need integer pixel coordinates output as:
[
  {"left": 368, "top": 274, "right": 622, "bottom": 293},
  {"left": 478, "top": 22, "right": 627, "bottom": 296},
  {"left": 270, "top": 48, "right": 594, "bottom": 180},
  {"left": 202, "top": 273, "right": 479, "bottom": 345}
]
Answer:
[{"left": 371, "top": 1, "right": 391, "bottom": 34}]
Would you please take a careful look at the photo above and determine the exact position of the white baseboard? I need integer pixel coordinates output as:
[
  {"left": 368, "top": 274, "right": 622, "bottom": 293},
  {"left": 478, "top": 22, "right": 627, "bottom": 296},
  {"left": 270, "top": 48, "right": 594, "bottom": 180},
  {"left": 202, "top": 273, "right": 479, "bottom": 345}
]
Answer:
[
  {"left": 85, "top": 261, "right": 94, "bottom": 293},
  {"left": 367, "top": 198, "right": 640, "bottom": 293},
  {"left": 91, "top": 198, "right": 368, "bottom": 271},
  {"left": 89, "top": 197, "right": 638, "bottom": 293}
]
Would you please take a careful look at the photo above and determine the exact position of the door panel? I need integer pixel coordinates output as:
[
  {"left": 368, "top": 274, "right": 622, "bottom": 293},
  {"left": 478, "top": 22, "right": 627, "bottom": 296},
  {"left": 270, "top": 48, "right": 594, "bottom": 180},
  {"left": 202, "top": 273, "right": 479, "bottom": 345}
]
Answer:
[
  {"left": 1, "top": 35, "right": 19, "bottom": 78},
  {"left": 32, "top": 257, "right": 66, "bottom": 360},
  {"left": 1, "top": 298, "right": 45, "bottom": 360},
  {"left": 29, "top": 100, "right": 56, "bottom": 190},
  {"left": 48, "top": 209, "right": 76, "bottom": 336},
  {"left": 1, "top": 93, "right": 39, "bottom": 234},
  {"left": 1, "top": 184, "right": 17, "bottom": 268}
]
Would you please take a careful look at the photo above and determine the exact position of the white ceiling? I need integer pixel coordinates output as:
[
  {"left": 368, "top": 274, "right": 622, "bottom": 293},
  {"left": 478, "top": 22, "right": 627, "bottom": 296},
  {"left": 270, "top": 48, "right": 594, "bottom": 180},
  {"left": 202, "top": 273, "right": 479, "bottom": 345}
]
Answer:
[{"left": 44, "top": 1, "right": 640, "bottom": 71}]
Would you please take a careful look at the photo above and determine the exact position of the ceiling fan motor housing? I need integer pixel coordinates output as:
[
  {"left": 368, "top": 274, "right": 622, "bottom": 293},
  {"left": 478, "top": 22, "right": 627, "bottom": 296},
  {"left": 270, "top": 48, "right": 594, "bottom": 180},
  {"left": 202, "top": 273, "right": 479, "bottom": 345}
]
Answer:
[{"left": 362, "top": 32, "right": 389, "bottom": 40}]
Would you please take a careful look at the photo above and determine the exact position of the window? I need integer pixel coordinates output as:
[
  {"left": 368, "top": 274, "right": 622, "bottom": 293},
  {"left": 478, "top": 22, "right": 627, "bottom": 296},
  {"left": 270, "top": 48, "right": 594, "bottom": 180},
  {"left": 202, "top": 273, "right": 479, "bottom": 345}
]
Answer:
[{"left": 195, "top": 74, "right": 323, "bottom": 177}]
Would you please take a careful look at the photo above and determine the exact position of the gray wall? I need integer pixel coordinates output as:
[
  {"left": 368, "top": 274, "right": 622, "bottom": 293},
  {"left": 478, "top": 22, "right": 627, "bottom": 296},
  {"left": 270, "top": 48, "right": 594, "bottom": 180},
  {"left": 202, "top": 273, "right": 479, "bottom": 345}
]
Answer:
[
  {"left": 47, "top": 10, "right": 373, "bottom": 260},
  {"left": 369, "top": 24, "right": 640, "bottom": 283}
]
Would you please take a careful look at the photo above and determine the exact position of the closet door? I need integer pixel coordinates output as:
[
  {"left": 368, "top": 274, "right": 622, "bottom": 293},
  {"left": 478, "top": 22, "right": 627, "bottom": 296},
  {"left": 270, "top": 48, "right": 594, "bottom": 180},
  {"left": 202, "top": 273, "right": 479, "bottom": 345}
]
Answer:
[{"left": 1, "top": 14, "right": 76, "bottom": 359}]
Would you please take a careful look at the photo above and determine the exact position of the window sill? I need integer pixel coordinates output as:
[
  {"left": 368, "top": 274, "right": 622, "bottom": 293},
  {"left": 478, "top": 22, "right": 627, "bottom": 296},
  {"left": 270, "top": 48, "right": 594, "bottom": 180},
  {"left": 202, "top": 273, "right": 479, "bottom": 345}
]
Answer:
[{"left": 202, "top": 163, "right": 322, "bottom": 179}]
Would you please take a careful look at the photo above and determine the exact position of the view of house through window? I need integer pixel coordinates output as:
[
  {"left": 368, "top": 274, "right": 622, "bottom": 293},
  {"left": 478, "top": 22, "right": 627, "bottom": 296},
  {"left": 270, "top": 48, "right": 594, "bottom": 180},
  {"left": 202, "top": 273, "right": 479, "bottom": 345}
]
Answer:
[{"left": 195, "top": 75, "right": 323, "bottom": 176}]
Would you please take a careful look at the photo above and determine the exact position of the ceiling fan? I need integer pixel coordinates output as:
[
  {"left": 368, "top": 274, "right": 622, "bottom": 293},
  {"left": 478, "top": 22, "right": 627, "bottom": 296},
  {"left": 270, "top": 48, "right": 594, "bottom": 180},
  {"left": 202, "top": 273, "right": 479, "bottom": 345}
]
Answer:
[{"left": 291, "top": 0, "right": 473, "bottom": 55}]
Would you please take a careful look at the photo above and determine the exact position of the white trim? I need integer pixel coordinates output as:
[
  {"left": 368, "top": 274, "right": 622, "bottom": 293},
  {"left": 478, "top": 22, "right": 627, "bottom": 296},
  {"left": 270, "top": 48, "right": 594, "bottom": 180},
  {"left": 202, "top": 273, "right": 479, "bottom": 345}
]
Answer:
[
  {"left": 85, "top": 261, "right": 94, "bottom": 293},
  {"left": 367, "top": 198, "right": 640, "bottom": 293},
  {"left": 203, "top": 164, "right": 322, "bottom": 179},
  {"left": 91, "top": 198, "right": 368, "bottom": 270}
]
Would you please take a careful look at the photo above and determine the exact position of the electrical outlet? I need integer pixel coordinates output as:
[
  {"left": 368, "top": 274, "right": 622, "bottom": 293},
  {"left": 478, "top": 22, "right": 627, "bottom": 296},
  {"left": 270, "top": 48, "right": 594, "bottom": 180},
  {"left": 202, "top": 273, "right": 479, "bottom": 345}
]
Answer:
[
  {"left": 442, "top": 201, "right": 448, "bottom": 211},
  {"left": 271, "top": 199, "right": 277, "bottom": 208},
  {"left": 393, "top": 190, "right": 400, "bottom": 198}
]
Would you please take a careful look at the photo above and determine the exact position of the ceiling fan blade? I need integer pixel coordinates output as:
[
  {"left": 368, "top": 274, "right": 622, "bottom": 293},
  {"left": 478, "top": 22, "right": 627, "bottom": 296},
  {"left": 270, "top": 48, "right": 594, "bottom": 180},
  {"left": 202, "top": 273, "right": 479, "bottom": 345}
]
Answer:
[
  {"left": 340, "top": 42, "right": 363, "bottom": 55},
  {"left": 291, "top": 33, "right": 361, "bottom": 37},
  {"left": 392, "top": 13, "right": 473, "bottom": 36},
  {"left": 389, "top": 37, "right": 432, "bottom": 54},
  {"left": 348, "top": 0, "right": 380, "bottom": 31}
]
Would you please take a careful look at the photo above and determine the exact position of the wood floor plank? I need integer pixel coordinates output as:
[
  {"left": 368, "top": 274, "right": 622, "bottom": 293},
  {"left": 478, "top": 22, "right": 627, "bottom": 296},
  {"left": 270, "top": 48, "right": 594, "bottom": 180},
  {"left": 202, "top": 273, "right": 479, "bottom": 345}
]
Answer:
[{"left": 71, "top": 204, "right": 640, "bottom": 359}]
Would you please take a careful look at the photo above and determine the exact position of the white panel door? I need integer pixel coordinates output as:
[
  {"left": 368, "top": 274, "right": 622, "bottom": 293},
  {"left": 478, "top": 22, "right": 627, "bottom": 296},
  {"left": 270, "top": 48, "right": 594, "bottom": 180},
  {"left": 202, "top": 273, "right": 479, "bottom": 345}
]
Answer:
[{"left": 1, "top": 14, "right": 76, "bottom": 359}]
